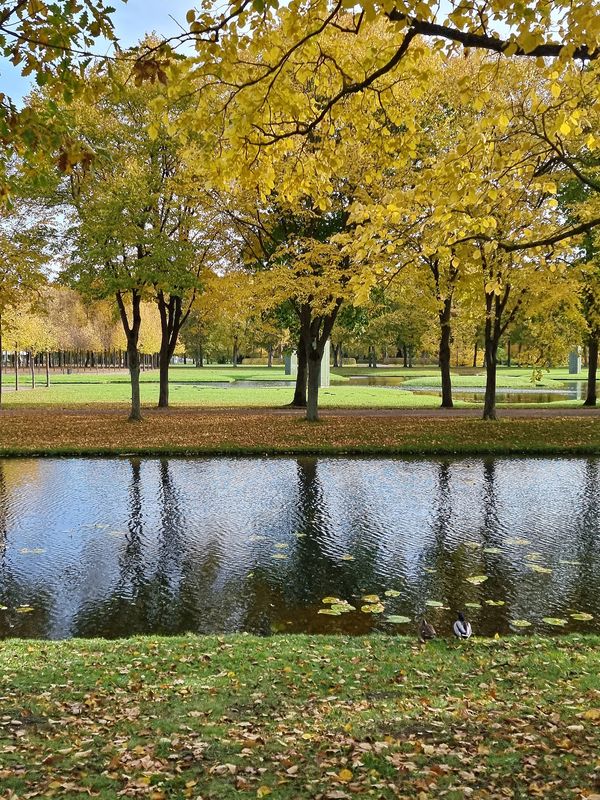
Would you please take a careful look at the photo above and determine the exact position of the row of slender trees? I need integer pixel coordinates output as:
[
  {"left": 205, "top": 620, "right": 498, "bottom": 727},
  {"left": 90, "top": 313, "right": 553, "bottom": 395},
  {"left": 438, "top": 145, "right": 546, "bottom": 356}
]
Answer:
[{"left": 1, "top": 4, "right": 600, "bottom": 422}]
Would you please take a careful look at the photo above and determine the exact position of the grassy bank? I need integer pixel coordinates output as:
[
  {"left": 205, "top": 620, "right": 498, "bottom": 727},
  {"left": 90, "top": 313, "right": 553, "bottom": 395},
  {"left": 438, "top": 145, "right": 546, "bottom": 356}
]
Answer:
[
  {"left": 0, "top": 407, "right": 599, "bottom": 457},
  {"left": 0, "top": 634, "right": 599, "bottom": 799},
  {"left": 0, "top": 382, "right": 454, "bottom": 409}
]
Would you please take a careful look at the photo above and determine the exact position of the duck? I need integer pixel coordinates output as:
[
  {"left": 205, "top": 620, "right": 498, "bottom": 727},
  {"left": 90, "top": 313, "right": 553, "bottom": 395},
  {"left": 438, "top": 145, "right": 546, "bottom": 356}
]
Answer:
[
  {"left": 453, "top": 611, "right": 472, "bottom": 639},
  {"left": 418, "top": 618, "right": 436, "bottom": 643}
]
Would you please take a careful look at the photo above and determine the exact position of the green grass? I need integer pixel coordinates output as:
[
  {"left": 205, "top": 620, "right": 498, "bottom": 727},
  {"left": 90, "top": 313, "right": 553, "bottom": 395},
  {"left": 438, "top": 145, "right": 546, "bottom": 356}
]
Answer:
[
  {"left": 4, "top": 365, "right": 304, "bottom": 386},
  {"left": 403, "top": 373, "right": 571, "bottom": 389},
  {"left": 1, "top": 382, "right": 470, "bottom": 408},
  {"left": 0, "top": 634, "right": 599, "bottom": 799},
  {"left": 2, "top": 364, "right": 595, "bottom": 409}
]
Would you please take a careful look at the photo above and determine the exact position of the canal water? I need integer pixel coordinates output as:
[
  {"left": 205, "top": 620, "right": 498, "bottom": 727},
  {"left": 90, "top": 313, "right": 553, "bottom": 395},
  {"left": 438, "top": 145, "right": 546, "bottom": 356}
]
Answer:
[{"left": 0, "top": 456, "right": 598, "bottom": 639}]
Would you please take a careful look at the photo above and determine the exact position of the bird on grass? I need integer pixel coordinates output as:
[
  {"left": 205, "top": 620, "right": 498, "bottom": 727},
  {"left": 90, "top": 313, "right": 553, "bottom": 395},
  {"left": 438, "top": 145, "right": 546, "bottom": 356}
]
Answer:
[
  {"left": 418, "top": 618, "right": 436, "bottom": 643},
  {"left": 453, "top": 611, "right": 472, "bottom": 639}
]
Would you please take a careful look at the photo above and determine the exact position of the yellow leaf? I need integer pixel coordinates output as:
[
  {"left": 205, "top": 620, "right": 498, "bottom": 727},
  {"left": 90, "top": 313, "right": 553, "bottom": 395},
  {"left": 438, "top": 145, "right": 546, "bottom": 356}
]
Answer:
[
  {"left": 338, "top": 768, "right": 353, "bottom": 782},
  {"left": 257, "top": 787, "right": 272, "bottom": 798}
]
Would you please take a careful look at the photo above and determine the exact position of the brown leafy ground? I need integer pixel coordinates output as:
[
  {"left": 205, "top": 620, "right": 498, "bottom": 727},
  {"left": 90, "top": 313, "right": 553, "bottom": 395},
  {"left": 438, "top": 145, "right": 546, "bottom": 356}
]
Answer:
[
  {"left": 0, "top": 406, "right": 599, "bottom": 456},
  {"left": 0, "top": 635, "right": 599, "bottom": 799}
]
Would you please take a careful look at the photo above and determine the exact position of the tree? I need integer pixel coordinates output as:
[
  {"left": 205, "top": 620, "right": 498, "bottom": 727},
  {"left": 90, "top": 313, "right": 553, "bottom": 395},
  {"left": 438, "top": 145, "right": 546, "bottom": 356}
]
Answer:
[
  {"left": 0, "top": 0, "right": 117, "bottom": 196},
  {"left": 0, "top": 201, "right": 49, "bottom": 405},
  {"left": 51, "top": 49, "right": 219, "bottom": 418}
]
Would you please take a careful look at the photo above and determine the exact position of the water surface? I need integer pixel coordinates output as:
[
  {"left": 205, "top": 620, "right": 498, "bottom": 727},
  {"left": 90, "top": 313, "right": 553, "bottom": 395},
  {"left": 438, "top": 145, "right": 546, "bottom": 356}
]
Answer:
[{"left": 0, "top": 456, "right": 598, "bottom": 639}]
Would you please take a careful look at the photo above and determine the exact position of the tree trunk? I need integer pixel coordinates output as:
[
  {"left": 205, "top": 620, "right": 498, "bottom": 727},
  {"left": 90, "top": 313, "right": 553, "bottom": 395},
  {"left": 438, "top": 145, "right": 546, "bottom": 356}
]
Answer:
[
  {"left": 368, "top": 345, "right": 377, "bottom": 368},
  {"left": 128, "top": 342, "right": 142, "bottom": 421},
  {"left": 267, "top": 345, "right": 273, "bottom": 368},
  {"left": 30, "top": 351, "right": 35, "bottom": 389},
  {"left": 506, "top": 338, "right": 512, "bottom": 368},
  {"left": 291, "top": 331, "right": 308, "bottom": 408},
  {"left": 156, "top": 291, "right": 188, "bottom": 409},
  {"left": 301, "top": 305, "right": 341, "bottom": 422},
  {"left": 438, "top": 297, "right": 453, "bottom": 407},
  {"left": 116, "top": 290, "right": 143, "bottom": 422},
  {"left": 332, "top": 342, "right": 341, "bottom": 368},
  {"left": 158, "top": 345, "right": 170, "bottom": 408},
  {"left": 14, "top": 345, "right": 18, "bottom": 392},
  {"left": 198, "top": 344, "right": 204, "bottom": 367},
  {"left": 46, "top": 351, "right": 50, "bottom": 388},
  {"left": 483, "top": 302, "right": 499, "bottom": 421},
  {"left": 403, "top": 345, "right": 408, "bottom": 368},
  {"left": 232, "top": 336, "right": 239, "bottom": 367},
  {"left": 584, "top": 333, "right": 598, "bottom": 407},
  {"left": 472, "top": 341, "right": 478, "bottom": 368},
  {"left": 306, "top": 350, "right": 321, "bottom": 422}
]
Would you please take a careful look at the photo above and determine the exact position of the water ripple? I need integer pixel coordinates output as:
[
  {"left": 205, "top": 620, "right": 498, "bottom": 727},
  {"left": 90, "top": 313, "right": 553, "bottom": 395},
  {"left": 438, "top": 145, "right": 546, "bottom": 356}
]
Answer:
[{"left": 0, "top": 456, "right": 598, "bottom": 639}]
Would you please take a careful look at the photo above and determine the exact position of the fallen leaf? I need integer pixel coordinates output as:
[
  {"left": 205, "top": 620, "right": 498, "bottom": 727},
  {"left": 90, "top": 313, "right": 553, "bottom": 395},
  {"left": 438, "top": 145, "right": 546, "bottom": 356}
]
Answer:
[{"left": 466, "top": 575, "right": 488, "bottom": 585}]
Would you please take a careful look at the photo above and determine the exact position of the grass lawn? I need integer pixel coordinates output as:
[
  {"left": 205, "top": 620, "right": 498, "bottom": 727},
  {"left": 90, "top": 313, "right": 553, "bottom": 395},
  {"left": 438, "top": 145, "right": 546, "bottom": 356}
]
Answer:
[
  {"left": 0, "top": 408, "right": 599, "bottom": 456},
  {"left": 0, "top": 634, "right": 599, "bottom": 799},
  {"left": 402, "top": 373, "right": 574, "bottom": 389},
  {"left": 0, "top": 382, "right": 464, "bottom": 409},
  {"left": 3, "top": 365, "right": 305, "bottom": 386}
]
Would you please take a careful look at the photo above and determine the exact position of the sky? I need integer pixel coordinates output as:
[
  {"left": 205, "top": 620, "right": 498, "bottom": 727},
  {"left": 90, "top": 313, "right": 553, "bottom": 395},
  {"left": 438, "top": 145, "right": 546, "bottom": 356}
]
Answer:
[{"left": 1, "top": 0, "right": 194, "bottom": 105}]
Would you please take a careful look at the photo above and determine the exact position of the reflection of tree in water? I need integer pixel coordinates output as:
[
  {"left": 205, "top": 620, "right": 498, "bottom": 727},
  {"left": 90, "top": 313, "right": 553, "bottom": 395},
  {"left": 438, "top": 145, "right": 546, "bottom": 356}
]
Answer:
[
  {"left": 475, "top": 459, "right": 514, "bottom": 633},
  {"left": 170, "top": 461, "right": 245, "bottom": 634},
  {"left": 242, "top": 457, "right": 385, "bottom": 635},
  {"left": 418, "top": 459, "right": 514, "bottom": 635},
  {"left": 0, "top": 462, "right": 53, "bottom": 639},
  {"left": 417, "top": 461, "right": 455, "bottom": 624},
  {"left": 75, "top": 458, "right": 147, "bottom": 636},
  {"left": 143, "top": 459, "right": 187, "bottom": 631},
  {"left": 560, "top": 458, "right": 600, "bottom": 620}
]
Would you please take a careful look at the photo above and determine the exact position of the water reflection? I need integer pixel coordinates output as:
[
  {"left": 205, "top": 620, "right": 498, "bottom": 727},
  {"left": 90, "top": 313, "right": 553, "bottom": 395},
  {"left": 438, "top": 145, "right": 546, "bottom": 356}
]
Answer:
[{"left": 0, "top": 456, "right": 599, "bottom": 639}]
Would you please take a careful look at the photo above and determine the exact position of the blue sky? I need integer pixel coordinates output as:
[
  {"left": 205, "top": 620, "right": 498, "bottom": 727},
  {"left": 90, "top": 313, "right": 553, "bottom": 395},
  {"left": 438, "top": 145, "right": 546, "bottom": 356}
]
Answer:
[{"left": 1, "top": 0, "right": 194, "bottom": 104}]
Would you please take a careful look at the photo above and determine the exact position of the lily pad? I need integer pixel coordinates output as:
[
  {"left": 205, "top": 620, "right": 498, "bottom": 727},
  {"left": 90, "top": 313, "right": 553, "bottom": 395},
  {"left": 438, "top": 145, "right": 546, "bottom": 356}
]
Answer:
[
  {"left": 542, "top": 617, "right": 568, "bottom": 626},
  {"left": 340, "top": 554, "right": 355, "bottom": 561},
  {"left": 466, "top": 575, "right": 488, "bottom": 585},
  {"left": 361, "top": 603, "right": 385, "bottom": 614},
  {"left": 510, "top": 619, "right": 532, "bottom": 628},
  {"left": 483, "top": 547, "right": 502, "bottom": 554},
  {"left": 425, "top": 600, "right": 445, "bottom": 608},
  {"left": 560, "top": 559, "right": 581, "bottom": 566},
  {"left": 530, "top": 564, "right": 552, "bottom": 574},
  {"left": 570, "top": 612, "right": 593, "bottom": 621},
  {"left": 525, "top": 552, "right": 542, "bottom": 561},
  {"left": 484, "top": 599, "right": 505, "bottom": 606},
  {"left": 0, "top": 605, "right": 8, "bottom": 611},
  {"left": 385, "top": 615, "right": 411, "bottom": 624},
  {"left": 506, "top": 537, "right": 531, "bottom": 545},
  {"left": 16, "top": 606, "right": 34, "bottom": 613},
  {"left": 271, "top": 553, "right": 288, "bottom": 560},
  {"left": 274, "top": 543, "right": 288, "bottom": 549},
  {"left": 318, "top": 608, "right": 341, "bottom": 616},
  {"left": 322, "top": 597, "right": 342, "bottom": 605},
  {"left": 384, "top": 589, "right": 401, "bottom": 597},
  {"left": 465, "top": 602, "right": 482, "bottom": 609},
  {"left": 465, "top": 541, "right": 482, "bottom": 549},
  {"left": 362, "top": 594, "right": 380, "bottom": 603},
  {"left": 331, "top": 602, "right": 355, "bottom": 613}
]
